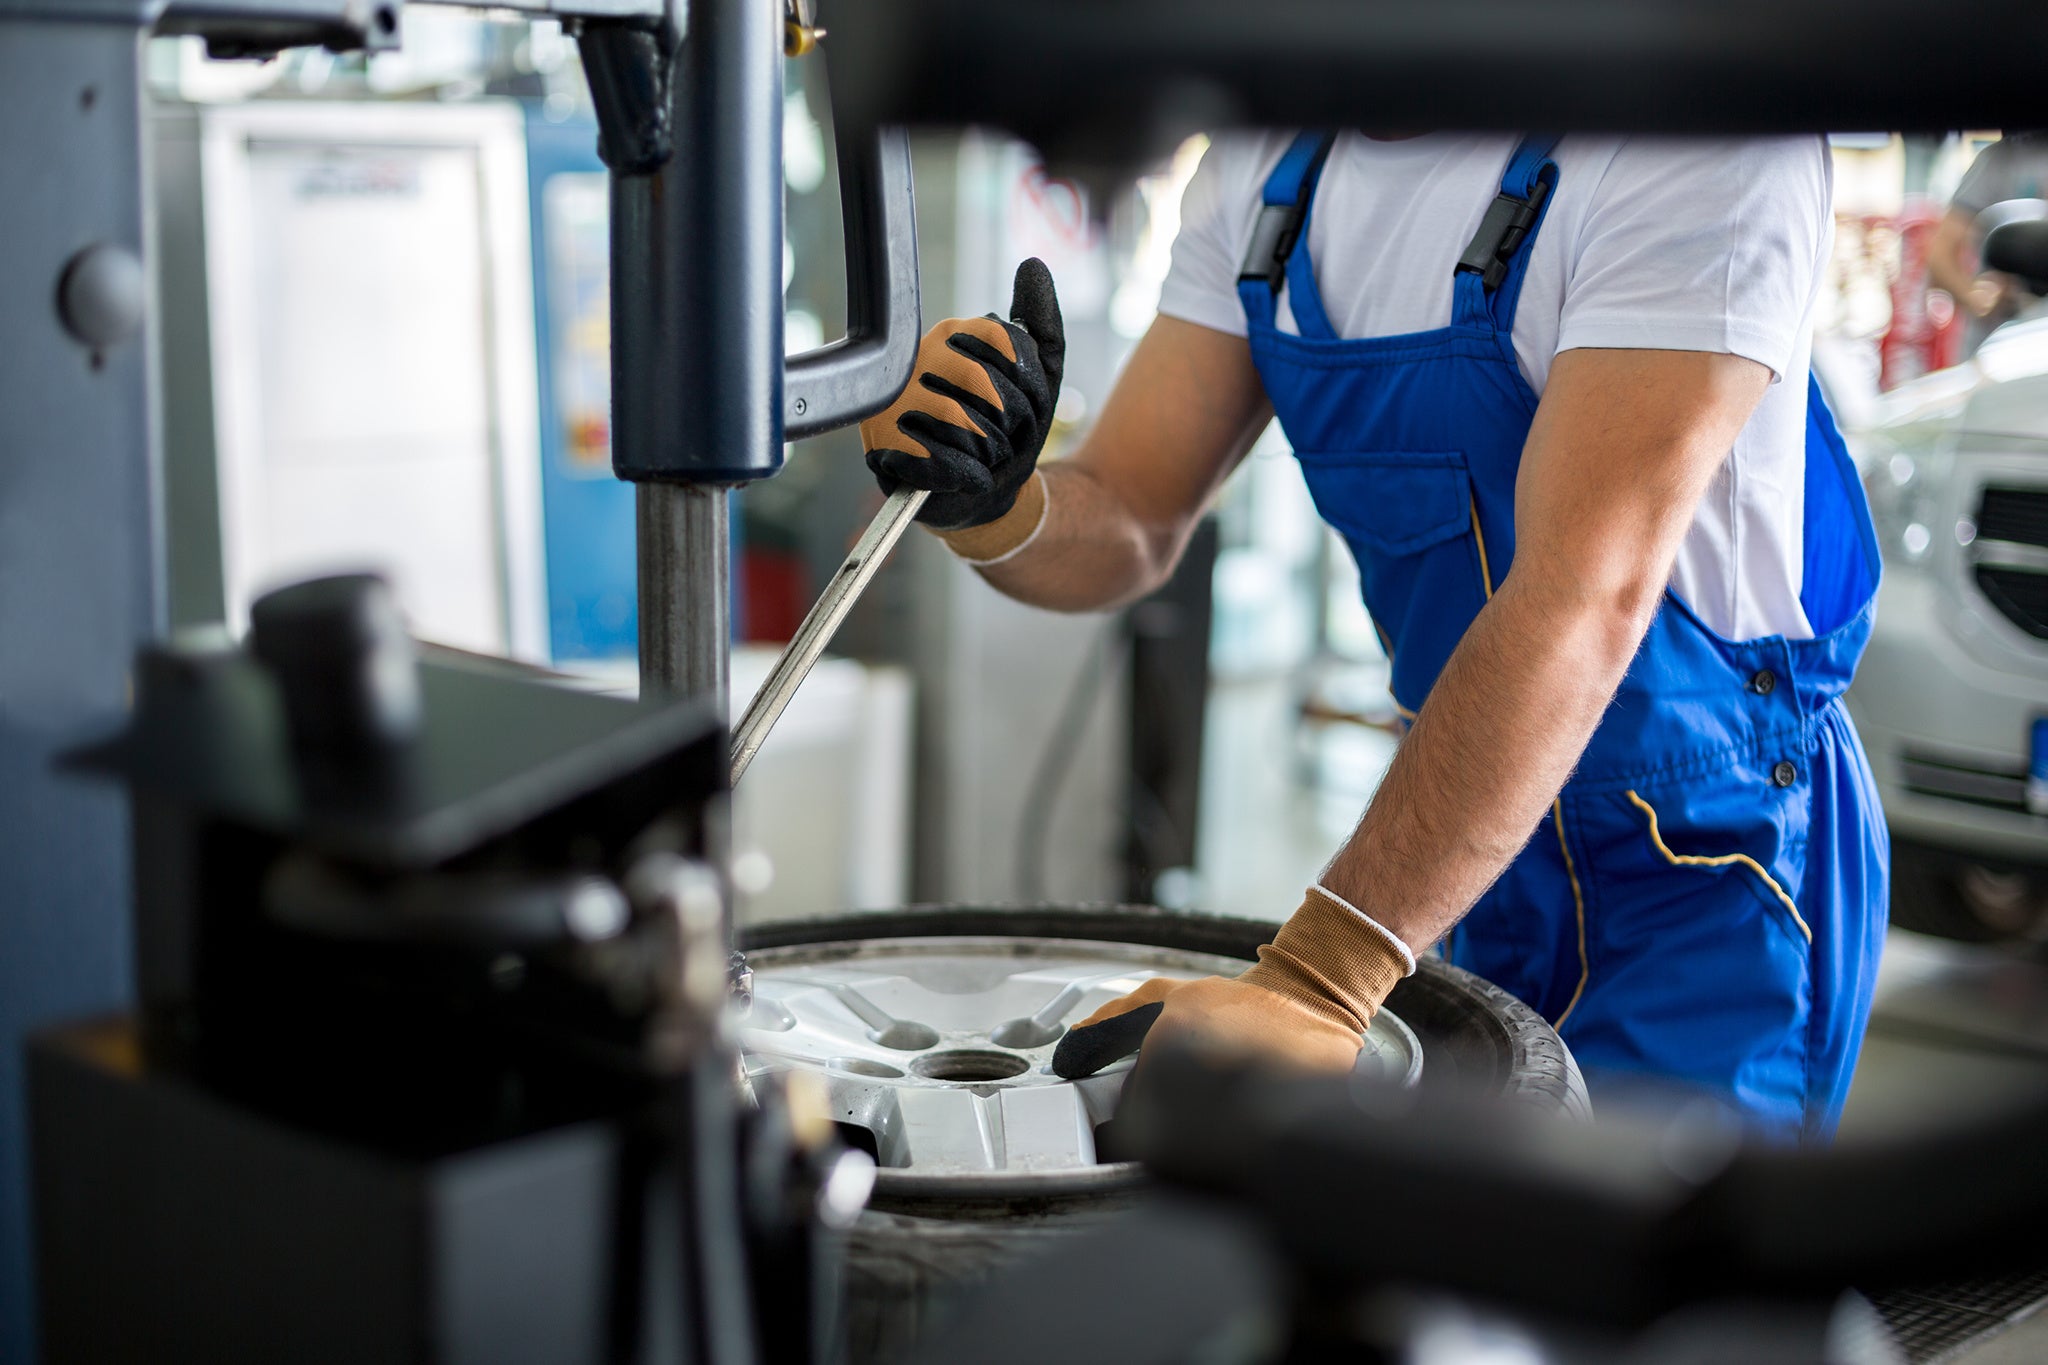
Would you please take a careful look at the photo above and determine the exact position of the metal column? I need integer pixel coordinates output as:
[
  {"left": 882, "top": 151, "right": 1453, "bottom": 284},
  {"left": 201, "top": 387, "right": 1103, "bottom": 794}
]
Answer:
[
  {"left": 594, "top": 0, "right": 785, "bottom": 707},
  {"left": 638, "top": 485, "right": 732, "bottom": 711},
  {"left": 0, "top": 18, "right": 157, "bottom": 1358}
]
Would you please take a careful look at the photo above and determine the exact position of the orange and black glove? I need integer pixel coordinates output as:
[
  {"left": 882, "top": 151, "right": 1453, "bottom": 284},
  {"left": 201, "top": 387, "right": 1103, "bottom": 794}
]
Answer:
[
  {"left": 861, "top": 258, "right": 1064, "bottom": 560},
  {"left": 1051, "top": 886, "right": 1414, "bottom": 1079}
]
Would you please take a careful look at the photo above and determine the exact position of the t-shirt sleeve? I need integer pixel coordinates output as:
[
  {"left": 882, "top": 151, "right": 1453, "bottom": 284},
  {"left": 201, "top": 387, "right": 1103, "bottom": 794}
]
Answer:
[
  {"left": 1155, "top": 137, "right": 1264, "bottom": 338},
  {"left": 1554, "top": 137, "right": 1832, "bottom": 380},
  {"left": 1951, "top": 138, "right": 2013, "bottom": 217}
]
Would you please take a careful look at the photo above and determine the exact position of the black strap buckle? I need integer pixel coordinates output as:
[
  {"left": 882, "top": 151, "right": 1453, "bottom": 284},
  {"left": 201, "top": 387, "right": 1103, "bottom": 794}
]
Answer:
[
  {"left": 1455, "top": 178, "right": 1551, "bottom": 290},
  {"left": 1239, "top": 202, "right": 1305, "bottom": 292}
]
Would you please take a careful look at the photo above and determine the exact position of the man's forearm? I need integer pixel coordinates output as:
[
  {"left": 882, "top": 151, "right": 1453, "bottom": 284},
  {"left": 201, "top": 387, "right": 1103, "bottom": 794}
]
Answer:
[
  {"left": 968, "top": 461, "right": 1190, "bottom": 612},
  {"left": 1927, "top": 210, "right": 1980, "bottom": 300},
  {"left": 949, "top": 315, "right": 1272, "bottom": 614},
  {"left": 1321, "top": 568, "right": 1659, "bottom": 950}
]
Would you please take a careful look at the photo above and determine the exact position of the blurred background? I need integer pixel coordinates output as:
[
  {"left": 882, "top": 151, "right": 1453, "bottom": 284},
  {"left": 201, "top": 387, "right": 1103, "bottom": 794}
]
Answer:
[{"left": 141, "top": 11, "right": 2048, "bottom": 1154}]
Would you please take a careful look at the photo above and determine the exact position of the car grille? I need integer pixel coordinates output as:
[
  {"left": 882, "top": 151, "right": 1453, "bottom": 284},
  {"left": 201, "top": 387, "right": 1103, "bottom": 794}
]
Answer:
[
  {"left": 1972, "top": 487, "right": 2048, "bottom": 639},
  {"left": 1900, "top": 746, "right": 2029, "bottom": 814},
  {"left": 1977, "top": 566, "right": 2048, "bottom": 640},
  {"left": 1976, "top": 486, "right": 2048, "bottom": 548}
]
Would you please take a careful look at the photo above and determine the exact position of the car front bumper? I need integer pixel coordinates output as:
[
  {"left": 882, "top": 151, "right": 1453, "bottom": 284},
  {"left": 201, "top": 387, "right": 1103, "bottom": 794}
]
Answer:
[{"left": 1847, "top": 567, "right": 2048, "bottom": 865}]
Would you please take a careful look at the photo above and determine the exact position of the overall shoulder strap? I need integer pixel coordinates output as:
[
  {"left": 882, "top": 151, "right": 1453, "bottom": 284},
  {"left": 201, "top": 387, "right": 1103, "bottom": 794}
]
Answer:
[
  {"left": 1237, "top": 131, "right": 1337, "bottom": 333},
  {"left": 1498, "top": 135, "right": 1560, "bottom": 203},
  {"left": 1452, "top": 134, "right": 1561, "bottom": 333}
]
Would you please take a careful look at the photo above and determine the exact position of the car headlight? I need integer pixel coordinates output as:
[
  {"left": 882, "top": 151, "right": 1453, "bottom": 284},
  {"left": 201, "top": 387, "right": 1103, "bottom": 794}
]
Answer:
[{"left": 1859, "top": 446, "right": 1938, "bottom": 565}]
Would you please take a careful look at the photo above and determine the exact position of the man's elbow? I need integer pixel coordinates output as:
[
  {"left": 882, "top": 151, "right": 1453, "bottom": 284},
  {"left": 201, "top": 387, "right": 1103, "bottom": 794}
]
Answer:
[
  {"left": 1098, "top": 517, "right": 1192, "bottom": 606},
  {"left": 1588, "top": 573, "right": 1668, "bottom": 667},
  {"left": 1506, "top": 561, "right": 1668, "bottom": 664}
]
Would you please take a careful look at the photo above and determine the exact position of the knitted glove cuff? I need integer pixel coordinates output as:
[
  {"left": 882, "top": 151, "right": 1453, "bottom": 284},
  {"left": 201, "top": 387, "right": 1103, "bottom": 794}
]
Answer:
[
  {"left": 935, "top": 469, "right": 1049, "bottom": 565},
  {"left": 1238, "top": 885, "right": 1414, "bottom": 1035}
]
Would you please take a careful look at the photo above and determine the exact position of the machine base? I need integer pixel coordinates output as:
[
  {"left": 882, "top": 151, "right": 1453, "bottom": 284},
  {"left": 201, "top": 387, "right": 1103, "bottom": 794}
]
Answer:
[{"left": 29, "top": 1016, "right": 681, "bottom": 1365}]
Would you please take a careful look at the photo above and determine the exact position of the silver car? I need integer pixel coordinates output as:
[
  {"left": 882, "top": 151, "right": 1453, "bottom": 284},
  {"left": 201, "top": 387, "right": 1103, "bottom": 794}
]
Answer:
[{"left": 1842, "top": 216, "right": 2048, "bottom": 939}]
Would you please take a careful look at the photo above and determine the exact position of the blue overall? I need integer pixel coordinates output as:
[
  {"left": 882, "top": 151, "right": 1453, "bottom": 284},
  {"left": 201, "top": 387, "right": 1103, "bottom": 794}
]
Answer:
[{"left": 1240, "top": 134, "right": 1889, "bottom": 1140}]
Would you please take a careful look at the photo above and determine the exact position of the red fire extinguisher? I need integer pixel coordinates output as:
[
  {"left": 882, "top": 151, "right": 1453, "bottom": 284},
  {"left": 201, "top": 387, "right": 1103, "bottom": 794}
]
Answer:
[{"left": 1879, "top": 200, "right": 1963, "bottom": 390}]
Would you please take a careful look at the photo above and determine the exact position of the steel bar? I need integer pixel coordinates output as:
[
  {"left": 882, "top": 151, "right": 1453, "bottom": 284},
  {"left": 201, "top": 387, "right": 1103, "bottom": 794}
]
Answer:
[
  {"left": 638, "top": 484, "right": 732, "bottom": 715},
  {"left": 728, "top": 487, "right": 927, "bottom": 786}
]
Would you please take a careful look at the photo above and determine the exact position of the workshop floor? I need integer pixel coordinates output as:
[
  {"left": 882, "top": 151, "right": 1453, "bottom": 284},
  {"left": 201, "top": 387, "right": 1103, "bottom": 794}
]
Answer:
[
  {"left": 1846, "top": 931, "right": 2048, "bottom": 1364},
  {"left": 1840, "top": 929, "right": 2048, "bottom": 1139},
  {"left": 1196, "top": 674, "right": 1392, "bottom": 917}
]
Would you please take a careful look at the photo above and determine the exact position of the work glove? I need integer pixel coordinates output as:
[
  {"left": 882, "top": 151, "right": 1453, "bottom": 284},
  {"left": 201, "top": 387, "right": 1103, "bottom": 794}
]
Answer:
[
  {"left": 861, "top": 258, "right": 1065, "bottom": 560},
  {"left": 1051, "top": 886, "right": 1414, "bottom": 1080}
]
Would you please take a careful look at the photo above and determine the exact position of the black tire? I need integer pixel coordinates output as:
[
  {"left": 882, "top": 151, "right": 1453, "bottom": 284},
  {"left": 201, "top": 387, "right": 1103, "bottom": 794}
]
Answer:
[
  {"left": 741, "top": 904, "right": 1586, "bottom": 1114},
  {"left": 742, "top": 905, "right": 1588, "bottom": 1363}
]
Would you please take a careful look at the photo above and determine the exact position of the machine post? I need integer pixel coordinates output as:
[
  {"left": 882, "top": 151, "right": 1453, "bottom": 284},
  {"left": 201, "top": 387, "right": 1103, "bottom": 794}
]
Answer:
[
  {"left": 0, "top": 20, "right": 162, "bottom": 1357},
  {"left": 638, "top": 483, "right": 733, "bottom": 711},
  {"left": 591, "top": 0, "right": 783, "bottom": 716}
]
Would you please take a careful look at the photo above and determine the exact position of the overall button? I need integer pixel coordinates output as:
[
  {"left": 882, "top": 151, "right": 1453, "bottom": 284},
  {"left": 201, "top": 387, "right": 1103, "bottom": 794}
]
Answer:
[
  {"left": 1749, "top": 669, "right": 1776, "bottom": 696},
  {"left": 1772, "top": 760, "right": 1798, "bottom": 787}
]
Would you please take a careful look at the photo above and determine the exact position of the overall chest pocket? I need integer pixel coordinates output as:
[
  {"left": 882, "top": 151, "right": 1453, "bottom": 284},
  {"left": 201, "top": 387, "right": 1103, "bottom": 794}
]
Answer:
[{"left": 1293, "top": 450, "right": 1490, "bottom": 707}]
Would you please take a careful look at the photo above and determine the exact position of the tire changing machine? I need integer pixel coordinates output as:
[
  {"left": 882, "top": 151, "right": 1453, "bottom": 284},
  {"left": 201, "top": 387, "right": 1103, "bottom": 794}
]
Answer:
[
  {"left": 24, "top": 0, "right": 927, "bottom": 1359},
  {"left": 31, "top": 4, "right": 2048, "bottom": 1365}
]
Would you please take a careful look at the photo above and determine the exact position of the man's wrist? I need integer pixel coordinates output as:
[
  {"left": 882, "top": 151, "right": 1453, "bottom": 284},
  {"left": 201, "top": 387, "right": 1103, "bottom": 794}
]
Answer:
[
  {"left": 934, "top": 469, "right": 1049, "bottom": 566},
  {"left": 1239, "top": 885, "right": 1413, "bottom": 1035},
  {"left": 1309, "top": 883, "right": 1418, "bottom": 976}
]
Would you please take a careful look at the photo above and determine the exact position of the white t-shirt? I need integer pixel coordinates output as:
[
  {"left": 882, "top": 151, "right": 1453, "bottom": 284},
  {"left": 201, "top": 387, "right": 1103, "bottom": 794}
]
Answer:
[{"left": 1158, "top": 132, "right": 1835, "bottom": 641}]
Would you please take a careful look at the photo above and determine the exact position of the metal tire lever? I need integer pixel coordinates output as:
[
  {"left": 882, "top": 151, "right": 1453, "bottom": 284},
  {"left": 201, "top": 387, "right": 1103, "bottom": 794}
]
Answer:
[{"left": 728, "top": 486, "right": 929, "bottom": 785}]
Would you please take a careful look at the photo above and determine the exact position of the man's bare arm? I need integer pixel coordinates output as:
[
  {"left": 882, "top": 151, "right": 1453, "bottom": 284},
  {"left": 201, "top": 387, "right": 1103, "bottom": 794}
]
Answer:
[
  {"left": 1320, "top": 347, "right": 1773, "bottom": 949},
  {"left": 973, "top": 316, "right": 1272, "bottom": 612},
  {"left": 1927, "top": 206, "right": 2015, "bottom": 319},
  {"left": 1928, "top": 207, "right": 1980, "bottom": 300}
]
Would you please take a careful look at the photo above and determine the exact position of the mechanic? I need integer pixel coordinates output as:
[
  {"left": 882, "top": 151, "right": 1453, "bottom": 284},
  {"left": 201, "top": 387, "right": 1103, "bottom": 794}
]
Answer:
[
  {"left": 1929, "top": 131, "right": 2048, "bottom": 357},
  {"left": 861, "top": 133, "right": 1887, "bottom": 1142}
]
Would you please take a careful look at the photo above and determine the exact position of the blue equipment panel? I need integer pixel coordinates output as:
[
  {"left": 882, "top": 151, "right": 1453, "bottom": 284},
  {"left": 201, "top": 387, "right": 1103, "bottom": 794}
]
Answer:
[{"left": 525, "top": 109, "right": 638, "bottom": 661}]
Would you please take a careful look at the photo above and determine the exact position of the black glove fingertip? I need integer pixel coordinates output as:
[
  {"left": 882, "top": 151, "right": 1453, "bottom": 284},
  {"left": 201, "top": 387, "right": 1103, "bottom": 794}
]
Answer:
[
  {"left": 1009, "top": 258, "right": 1062, "bottom": 342},
  {"left": 1050, "top": 1001, "right": 1166, "bottom": 1080},
  {"left": 1009, "top": 257, "right": 1065, "bottom": 391}
]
